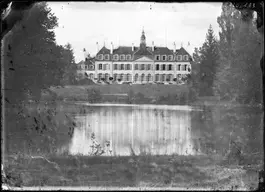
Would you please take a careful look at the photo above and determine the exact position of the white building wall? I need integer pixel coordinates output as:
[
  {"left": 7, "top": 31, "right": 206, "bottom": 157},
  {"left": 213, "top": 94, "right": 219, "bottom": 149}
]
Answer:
[{"left": 94, "top": 60, "right": 191, "bottom": 83}]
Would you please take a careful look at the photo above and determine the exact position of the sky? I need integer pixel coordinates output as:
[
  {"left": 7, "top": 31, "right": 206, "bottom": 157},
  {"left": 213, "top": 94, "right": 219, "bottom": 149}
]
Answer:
[{"left": 48, "top": 2, "right": 222, "bottom": 63}]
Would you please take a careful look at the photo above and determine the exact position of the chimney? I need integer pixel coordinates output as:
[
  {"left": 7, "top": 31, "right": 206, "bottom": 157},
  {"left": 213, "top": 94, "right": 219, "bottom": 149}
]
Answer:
[
  {"left": 132, "top": 43, "right": 134, "bottom": 51},
  {"left": 110, "top": 42, "right": 113, "bottom": 54},
  {"left": 152, "top": 41, "right": 154, "bottom": 51},
  {"left": 173, "top": 42, "right": 176, "bottom": 53},
  {"left": 83, "top": 48, "right": 88, "bottom": 60},
  {"left": 96, "top": 42, "right": 99, "bottom": 52}
]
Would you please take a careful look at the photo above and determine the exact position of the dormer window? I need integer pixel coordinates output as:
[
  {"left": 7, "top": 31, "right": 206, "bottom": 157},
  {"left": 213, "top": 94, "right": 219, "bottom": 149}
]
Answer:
[
  {"left": 104, "top": 54, "right": 109, "bottom": 60},
  {"left": 113, "top": 54, "right": 119, "bottom": 60},
  {"left": 168, "top": 55, "right": 173, "bottom": 61},
  {"left": 162, "top": 55, "right": 167, "bottom": 61},
  {"left": 156, "top": 55, "right": 160, "bottom": 61},
  {"left": 184, "top": 55, "right": 189, "bottom": 61},
  {"left": 126, "top": 55, "right": 131, "bottom": 60},
  {"left": 97, "top": 54, "right": 103, "bottom": 60},
  {"left": 120, "top": 54, "right": 125, "bottom": 60},
  {"left": 89, "top": 65, "right": 94, "bottom": 70},
  {"left": 177, "top": 55, "right": 182, "bottom": 61}
]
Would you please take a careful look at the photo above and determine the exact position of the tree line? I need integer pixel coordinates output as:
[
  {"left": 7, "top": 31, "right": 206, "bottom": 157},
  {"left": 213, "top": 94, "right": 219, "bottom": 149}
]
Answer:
[
  {"left": 3, "top": 2, "right": 76, "bottom": 105},
  {"left": 3, "top": 2, "right": 77, "bottom": 155},
  {"left": 192, "top": 2, "right": 263, "bottom": 105}
]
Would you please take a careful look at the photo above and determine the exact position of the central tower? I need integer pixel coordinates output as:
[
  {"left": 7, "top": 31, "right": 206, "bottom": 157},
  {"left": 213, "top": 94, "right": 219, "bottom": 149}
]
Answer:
[{"left": 140, "top": 29, "right": 146, "bottom": 49}]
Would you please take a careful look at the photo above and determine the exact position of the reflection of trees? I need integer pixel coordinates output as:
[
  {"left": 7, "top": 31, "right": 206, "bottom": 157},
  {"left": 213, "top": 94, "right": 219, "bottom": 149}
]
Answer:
[{"left": 191, "top": 104, "right": 263, "bottom": 161}]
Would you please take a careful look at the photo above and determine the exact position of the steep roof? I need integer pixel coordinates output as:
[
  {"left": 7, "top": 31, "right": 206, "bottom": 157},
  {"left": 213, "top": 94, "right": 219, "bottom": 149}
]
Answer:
[
  {"left": 152, "top": 47, "right": 174, "bottom": 55},
  {"left": 95, "top": 45, "right": 192, "bottom": 61},
  {"left": 97, "top": 46, "right": 110, "bottom": 55},
  {"left": 175, "top": 47, "right": 193, "bottom": 61},
  {"left": 113, "top": 46, "right": 137, "bottom": 55},
  {"left": 133, "top": 47, "right": 153, "bottom": 56}
]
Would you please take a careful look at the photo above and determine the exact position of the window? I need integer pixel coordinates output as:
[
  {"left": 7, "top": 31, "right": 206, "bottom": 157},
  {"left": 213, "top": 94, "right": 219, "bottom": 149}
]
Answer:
[
  {"left": 134, "top": 64, "right": 138, "bottom": 70},
  {"left": 168, "top": 55, "right": 173, "bottom": 61},
  {"left": 120, "top": 74, "right": 124, "bottom": 81},
  {"left": 155, "top": 74, "right": 159, "bottom": 81},
  {"left": 89, "top": 73, "right": 94, "bottom": 79},
  {"left": 178, "top": 64, "right": 181, "bottom": 71},
  {"left": 113, "top": 54, "right": 119, "bottom": 60},
  {"left": 184, "top": 55, "right": 189, "bottom": 61},
  {"left": 147, "top": 74, "right": 152, "bottom": 82},
  {"left": 141, "top": 64, "right": 145, "bottom": 70},
  {"left": 98, "top": 54, "right": 103, "bottom": 60},
  {"left": 156, "top": 55, "right": 160, "bottom": 61},
  {"left": 126, "top": 55, "right": 131, "bottom": 60},
  {"left": 156, "top": 64, "right": 159, "bottom": 71},
  {"left": 103, "top": 64, "right": 106, "bottom": 70},
  {"left": 169, "top": 74, "right": 173, "bottom": 81},
  {"left": 141, "top": 74, "right": 145, "bottom": 82},
  {"left": 162, "top": 55, "right": 167, "bottom": 61},
  {"left": 177, "top": 55, "right": 182, "bottom": 61},
  {"left": 182, "top": 65, "right": 185, "bottom": 71},
  {"left": 126, "top": 74, "right": 131, "bottom": 81},
  {"left": 134, "top": 74, "right": 139, "bottom": 81},
  {"left": 114, "top": 74, "right": 118, "bottom": 81},
  {"left": 184, "top": 65, "right": 187, "bottom": 71},
  {"left": 168, "top": 64, "right": 172, "bottom": 71},
  {"left": 98, "top": 63, "right": 102, "bottom": 70},
  {"left": 162, "top": 64, "right": 166, "bottom": 71},
  {"left": 104, "top": 54, "right": 109, "bottom": 60},
  {"left": 84, "top": 65, "right": 88, "bottom": 70},
  {"left": 126, "top": 64, "right": 131, "bottom": 70},
  {"left": 121, "top": 64, "right": 124, "bottom": 70},
  {"left": 162, "top": 74, "right": 166, "bottom": 81},
  {"left": 98, "top": 73, "right": 102, "bottom": 80},
  {"left": 105, "top": 73, "right": 109, "bottom": 81},
  {"left": 147, "top": 64, "right": 151, "bottom": 70},
  {"left": 114, "top": 64, "right": 118, "bottom": 70},
  {"left": 166, "top": 74, "right": 170, "bottom": 81},
  {"left": 120, "top": 55, "right": 125, "bottom": 60}
]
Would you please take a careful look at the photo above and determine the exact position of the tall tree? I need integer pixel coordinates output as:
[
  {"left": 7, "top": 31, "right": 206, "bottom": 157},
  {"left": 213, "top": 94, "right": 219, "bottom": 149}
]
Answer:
[
  {"left": 198, "top": 25, "right": 219, "bottom": 96},
  {"left": 4, "top": 2, "right": 64, "bottom": 104},
  {"left": 214, "top": 2, "right": 262, "bottom": 104},
  {"left": 61, "top": 43, "right": 77, "bottom": 85}
]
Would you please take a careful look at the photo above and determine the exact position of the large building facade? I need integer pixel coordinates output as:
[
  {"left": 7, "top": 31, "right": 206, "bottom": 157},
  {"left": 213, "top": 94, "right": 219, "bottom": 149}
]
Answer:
[{"left": 93, "top": 30, "right": 192, "bottom": 84}]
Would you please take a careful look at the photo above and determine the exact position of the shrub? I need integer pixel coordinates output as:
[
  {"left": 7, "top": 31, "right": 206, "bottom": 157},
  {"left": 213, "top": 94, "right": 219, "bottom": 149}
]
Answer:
[
  {"left": 76, "top": 78, "right": 95, "bottom": 85},
  {"left": 86, "top": 88, "right": 102, "bottom": 103}
]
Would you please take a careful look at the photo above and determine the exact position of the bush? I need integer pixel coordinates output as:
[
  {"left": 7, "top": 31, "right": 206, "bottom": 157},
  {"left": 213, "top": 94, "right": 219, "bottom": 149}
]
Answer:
[
  {"left": 76, "top": 78, "right": 95, "bottom": 85},
  {"left": 86, "top": 88, "right": 102, "bottom": 103}
]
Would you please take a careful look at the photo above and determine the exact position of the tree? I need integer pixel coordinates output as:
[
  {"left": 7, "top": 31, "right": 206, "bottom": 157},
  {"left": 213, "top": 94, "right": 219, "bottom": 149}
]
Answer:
[
  {"left": 3, "top": 2, "right": 74, "bottom": 155},
  {"left": 214, "top": 2, "right": 262, "bottom": 104},
  {"left": 61, "top": 43, "right": 77, "bottom": 85},
  {"left": 198, "top": 25, "right": 219, "bottom": 96},
  {"left": 1, "top": 1, "right": 35, "bottom": 39},
  {"left": 4, "top": 2, "right": 64, "bottom": 104}
]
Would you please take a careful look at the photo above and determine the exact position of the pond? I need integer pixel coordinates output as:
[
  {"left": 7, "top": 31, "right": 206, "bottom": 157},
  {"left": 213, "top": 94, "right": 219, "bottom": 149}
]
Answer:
[{"left": 58, "top": 103, "right": 263, "bottom": 157}]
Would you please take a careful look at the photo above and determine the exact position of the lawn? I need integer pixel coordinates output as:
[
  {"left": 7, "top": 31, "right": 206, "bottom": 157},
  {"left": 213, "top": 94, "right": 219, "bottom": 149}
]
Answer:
[
  {"left": 48, "top": 84, "right": 190, "bottom": 101},
  {"left": 3, "top": 153, "right": 262, "bottom": 190}
]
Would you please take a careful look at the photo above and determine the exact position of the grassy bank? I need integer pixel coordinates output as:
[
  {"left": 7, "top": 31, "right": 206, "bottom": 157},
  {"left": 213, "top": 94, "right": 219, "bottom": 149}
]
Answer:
[
  {"left": 3, "top": 153, "right": 262, "bottom": 189},
  {"left": 47, "top": 84, "right": 195, "bottom": 105}
]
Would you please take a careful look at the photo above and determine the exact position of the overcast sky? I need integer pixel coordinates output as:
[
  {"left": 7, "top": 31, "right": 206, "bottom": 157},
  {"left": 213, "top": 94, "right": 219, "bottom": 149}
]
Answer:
[{"left": 48, "top": 2, "right": 222, "bottom": 63}]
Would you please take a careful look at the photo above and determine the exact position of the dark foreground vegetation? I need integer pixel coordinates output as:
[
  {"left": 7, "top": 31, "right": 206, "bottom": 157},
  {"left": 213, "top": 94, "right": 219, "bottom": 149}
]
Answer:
[{"left": 3, "top": 153, "right": 263, "bottom": 189}]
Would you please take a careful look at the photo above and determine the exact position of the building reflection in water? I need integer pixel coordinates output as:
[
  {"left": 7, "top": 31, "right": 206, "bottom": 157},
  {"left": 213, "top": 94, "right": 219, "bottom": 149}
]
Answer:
[{"left": 67, "top": 105, "right": 197, "bottom": 156}]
